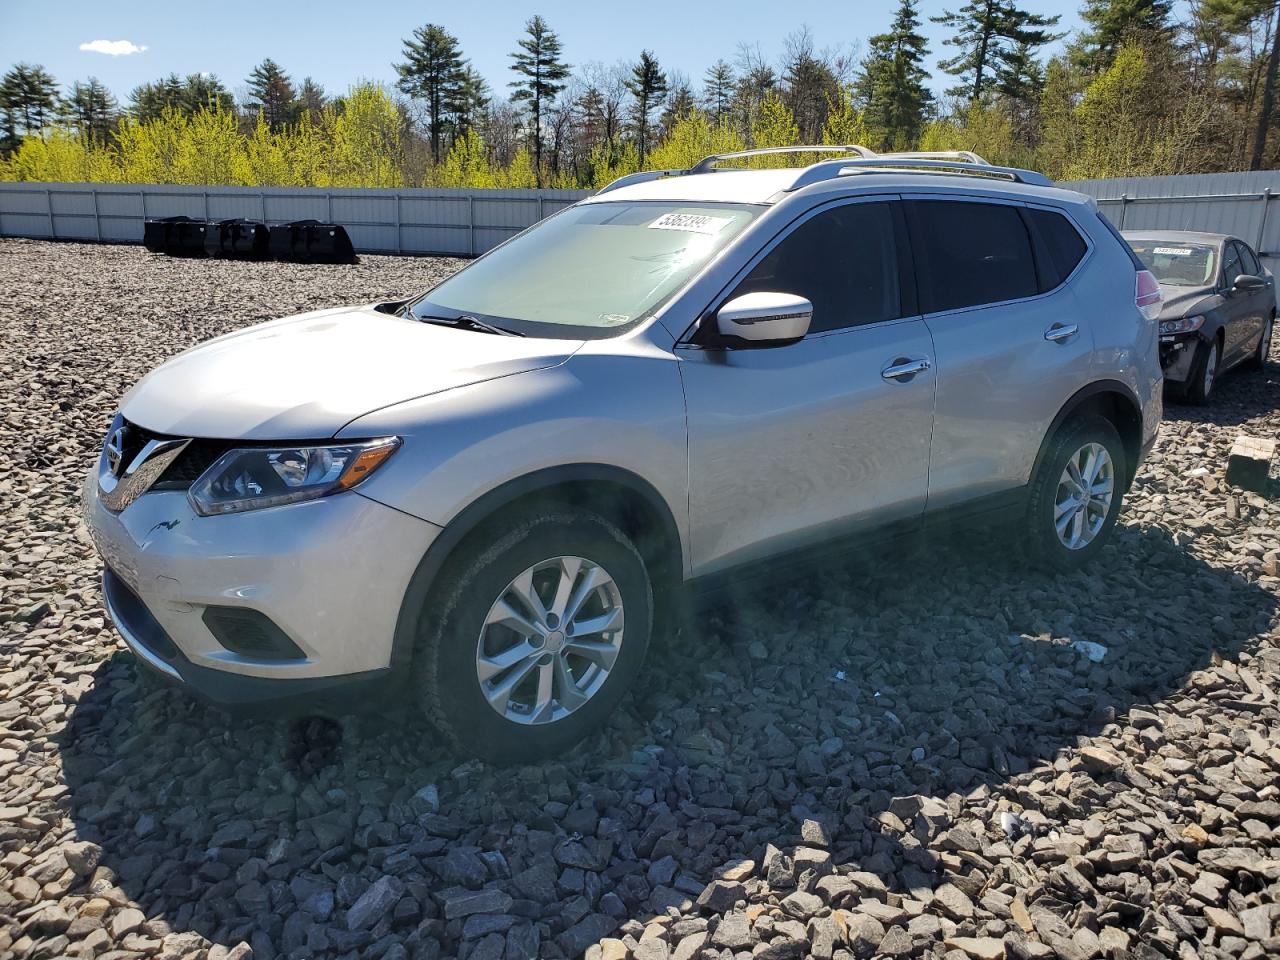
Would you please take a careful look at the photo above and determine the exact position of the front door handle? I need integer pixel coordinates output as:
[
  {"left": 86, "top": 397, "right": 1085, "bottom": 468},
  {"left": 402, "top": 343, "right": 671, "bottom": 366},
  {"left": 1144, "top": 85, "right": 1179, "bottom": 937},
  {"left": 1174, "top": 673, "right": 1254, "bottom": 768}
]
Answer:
[
  {"left": 1044, "top": 322, "right": 1079, "bottom": 343},
  {"left": 881, "top": 357, "right": 931, "bottom": 381}
]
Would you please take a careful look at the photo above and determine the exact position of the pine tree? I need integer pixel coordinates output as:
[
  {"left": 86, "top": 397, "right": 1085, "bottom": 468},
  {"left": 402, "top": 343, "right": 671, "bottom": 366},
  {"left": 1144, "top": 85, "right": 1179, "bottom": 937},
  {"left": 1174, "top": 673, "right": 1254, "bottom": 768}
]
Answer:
[
  {"left": 1, "top": 64, "right": 58, "bottom": 138},
  {"left": 396, "top": 24, "right": 467, "bottom": 162},
  {"left": 627, "top": 50, "right": 668, "bottom": 164},
  {"left": 509, "top": 15, "right": 570, "bottom": 186},
  {"left": 130, "top": 73, "right": 231, "bottom": 121},
  {"left": 246, "top": 59, "right": 297, "bottom": 129},
  {"left": 857, "top": 0, "right": 933, "bottom": 150},
  {"left": 932, "top": 0, "right": 1061, "bottom": 100},
  {"left": 297, "top": 77, "right": 327, "bottom": 124},
  {"left": 58, "top": 78, "right": 118, "bottom": 140},
  {"left": 781, "top": 29, "right": 840, "bottom": 143},
  {"left": 1243, "top": 1, "right": 1280, "bottom": 168},
  {"left": 1074, "top": 0, "right": 1175, "bottom": 72},
  {"left": 703, "top": 60, "right": 735, "bottom": 122}
]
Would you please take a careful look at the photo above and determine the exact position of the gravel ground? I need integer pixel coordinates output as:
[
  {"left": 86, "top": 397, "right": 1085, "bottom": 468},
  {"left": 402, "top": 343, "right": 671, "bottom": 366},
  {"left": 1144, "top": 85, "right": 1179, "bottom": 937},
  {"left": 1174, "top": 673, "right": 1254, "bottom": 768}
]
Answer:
[{"left": 1, "top": 237, "right": 1279, "bottom": 960}]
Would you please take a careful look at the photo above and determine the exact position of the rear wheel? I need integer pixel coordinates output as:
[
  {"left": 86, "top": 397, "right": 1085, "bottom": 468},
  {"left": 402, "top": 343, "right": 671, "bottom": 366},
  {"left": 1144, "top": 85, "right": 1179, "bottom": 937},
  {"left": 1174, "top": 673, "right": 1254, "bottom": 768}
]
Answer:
[
  {"left": 1185, "top": 337, "right": 1219, "bottom": 405},
  {"left": 413, "top": 508, "right": 652, "bottom": 764},
  {"left": 1245, "top": 312, "right": 1273, "bottom": 370},
  {"left": 1026, "top": 416, "right": 1127, "bottom": 572}
]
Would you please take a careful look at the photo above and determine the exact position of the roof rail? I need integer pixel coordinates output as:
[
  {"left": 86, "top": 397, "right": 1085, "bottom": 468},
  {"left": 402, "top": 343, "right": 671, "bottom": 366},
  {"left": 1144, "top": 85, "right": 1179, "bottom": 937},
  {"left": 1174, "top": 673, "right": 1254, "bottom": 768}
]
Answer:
[
  {"left": 875, "top": 150, "right": 989, "bottom": 165},
  {"left": 689, "top": 144, "right": 876, "bottom": 173},
  {"left": 595, "top": 169, "right": 690, "bottom": 195},
  {"left": 786, "top": 156, "right": 1051, "bottom": 190},
  {"left": 594, "top": 144, "right": 1051, "bottom": 196}
]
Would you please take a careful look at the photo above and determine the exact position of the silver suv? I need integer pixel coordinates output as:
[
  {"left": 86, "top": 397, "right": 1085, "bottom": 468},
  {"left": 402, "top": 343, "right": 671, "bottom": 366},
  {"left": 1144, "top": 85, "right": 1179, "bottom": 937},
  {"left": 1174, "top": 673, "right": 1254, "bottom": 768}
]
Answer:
[{"left": 84, "top": 147, "right": 1163, "bottom": 762}]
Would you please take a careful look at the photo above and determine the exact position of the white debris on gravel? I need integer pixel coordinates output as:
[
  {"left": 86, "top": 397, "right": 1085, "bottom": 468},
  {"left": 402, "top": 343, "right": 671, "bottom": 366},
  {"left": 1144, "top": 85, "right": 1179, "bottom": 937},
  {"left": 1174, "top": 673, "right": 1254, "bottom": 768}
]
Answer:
[{"left": 0, "top": 238, "right": 1279, "bottom": 960}]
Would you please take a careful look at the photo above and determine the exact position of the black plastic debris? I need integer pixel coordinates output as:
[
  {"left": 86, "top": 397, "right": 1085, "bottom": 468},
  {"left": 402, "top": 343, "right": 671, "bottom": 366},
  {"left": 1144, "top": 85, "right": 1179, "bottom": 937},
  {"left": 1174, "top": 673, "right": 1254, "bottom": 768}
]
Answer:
[
  {"left": 203, "top": 218, "right": 271, "bottom": 260},
  {"left": 267, "top": 220, "right": 357, "bottom": 264},
  {"left": 142, "top": 216, "right": 209, "bottom": 257}
]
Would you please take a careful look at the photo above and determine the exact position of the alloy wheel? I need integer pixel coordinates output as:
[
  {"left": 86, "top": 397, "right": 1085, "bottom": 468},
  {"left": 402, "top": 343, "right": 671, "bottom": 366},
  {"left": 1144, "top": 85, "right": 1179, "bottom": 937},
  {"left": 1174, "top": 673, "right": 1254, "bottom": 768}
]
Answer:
[
  {"left": 475, "top": 556, "right": 625, "bottom": 724},
  {"left": 1054, "top": 442, "right": 1115, "bottom": 550},
  {"left": 1204, "top": 342, "right": 1218, "bottom": 397}
]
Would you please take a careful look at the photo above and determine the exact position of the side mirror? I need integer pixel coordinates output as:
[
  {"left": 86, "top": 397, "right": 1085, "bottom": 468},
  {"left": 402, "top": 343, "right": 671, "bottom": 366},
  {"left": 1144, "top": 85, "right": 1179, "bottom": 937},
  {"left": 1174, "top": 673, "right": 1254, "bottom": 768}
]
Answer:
[
  {"left": 1234, "top": 274, "right": 1266, "bottom": 292},
  {"left": 715, "top": 292, "right": 812, "bottom": 347}
]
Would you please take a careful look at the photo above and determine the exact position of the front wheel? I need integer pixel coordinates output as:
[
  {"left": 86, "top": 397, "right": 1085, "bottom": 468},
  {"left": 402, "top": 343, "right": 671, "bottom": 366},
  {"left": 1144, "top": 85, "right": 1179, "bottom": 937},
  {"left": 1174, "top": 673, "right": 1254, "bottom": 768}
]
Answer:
[
  {"left": 1025, "top": 416, "right": 1127, "bottom": 572},
  {"left": 1245, "top": 313, "right": 1273, "bottom": 370},
  {"left": 1184, "top": 337, "right": 1219, "bottom": 405},
  {"left": 413, "top": 508, "right": 652, "bottom": 764}
]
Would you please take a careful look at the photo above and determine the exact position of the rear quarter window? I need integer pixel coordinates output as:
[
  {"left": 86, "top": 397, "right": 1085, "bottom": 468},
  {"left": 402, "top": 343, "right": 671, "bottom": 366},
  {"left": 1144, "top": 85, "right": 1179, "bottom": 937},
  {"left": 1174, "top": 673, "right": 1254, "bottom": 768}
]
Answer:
[{"left": 1025, "top": 208, "right": 1088, "bottom": 291}]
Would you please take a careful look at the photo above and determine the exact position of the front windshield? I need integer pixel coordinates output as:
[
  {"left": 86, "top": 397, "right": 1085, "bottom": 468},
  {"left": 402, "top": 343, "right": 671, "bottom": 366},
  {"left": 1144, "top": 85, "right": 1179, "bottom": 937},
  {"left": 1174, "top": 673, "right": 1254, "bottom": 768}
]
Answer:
[
  {"left": 411, "top": 201, "right": 761, "bottom": 338},
  {"left": 1128, "top": 241, "right": 1218, "bottom": 286}
]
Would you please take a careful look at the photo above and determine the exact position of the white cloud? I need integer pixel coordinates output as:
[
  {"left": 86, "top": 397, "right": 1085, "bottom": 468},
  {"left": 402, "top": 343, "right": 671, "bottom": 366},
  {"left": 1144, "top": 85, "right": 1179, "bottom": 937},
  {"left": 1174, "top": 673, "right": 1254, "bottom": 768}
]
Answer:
[{"left": 79, "top": 39, "right": 148, "bottom": 57}]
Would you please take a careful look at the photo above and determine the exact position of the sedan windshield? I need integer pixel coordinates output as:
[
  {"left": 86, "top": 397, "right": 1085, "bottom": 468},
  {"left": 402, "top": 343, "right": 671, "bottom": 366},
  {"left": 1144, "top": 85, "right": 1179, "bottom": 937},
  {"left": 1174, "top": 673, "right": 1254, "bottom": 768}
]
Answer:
[
  {"left": 1127, "top": 240, "right": 1218, "bottom": 286},
  {"left": 409, "top": 201, "right": 761, "bottom": 338}
]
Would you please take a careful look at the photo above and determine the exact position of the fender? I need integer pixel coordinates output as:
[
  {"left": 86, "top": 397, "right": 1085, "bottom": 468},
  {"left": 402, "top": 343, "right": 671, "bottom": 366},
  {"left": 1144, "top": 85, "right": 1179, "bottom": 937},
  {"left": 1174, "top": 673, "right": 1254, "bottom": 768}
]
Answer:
[
  {"left": 387, "top": 463, "right": 683, "bottom": 669},
  {"left": 1029, "top": 379, "right": 1144, "bottom": 488}
]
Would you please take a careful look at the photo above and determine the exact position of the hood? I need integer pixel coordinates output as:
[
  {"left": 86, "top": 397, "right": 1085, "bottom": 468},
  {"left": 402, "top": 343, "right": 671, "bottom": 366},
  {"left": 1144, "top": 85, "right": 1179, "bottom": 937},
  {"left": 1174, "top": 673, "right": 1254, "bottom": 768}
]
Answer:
[
  {"left": 1156, "top": 284, "right": 1220, "bottom": 322},
  {"left": 121, "top": 305, "right": 581, "bottom": 439}
]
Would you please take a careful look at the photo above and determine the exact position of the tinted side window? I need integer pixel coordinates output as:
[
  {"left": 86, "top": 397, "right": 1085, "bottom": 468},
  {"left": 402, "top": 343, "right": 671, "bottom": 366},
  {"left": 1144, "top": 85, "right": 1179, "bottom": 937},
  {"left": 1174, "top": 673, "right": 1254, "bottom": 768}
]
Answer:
[
  {"left": 1026, "top": 208, "right": 1087, "bottom": 291},
  {"left": 906, "top": 201, "right": 1038, "bottom": 313},
  {"left": 1222, "top": 242, "right": 1243, "bottom": 287},
  {"left": 1237, "top": 241, "right": 1261, "bottom": 276},
  {"left": 731, "top": 202, "right": 901, "bottom": 333}
]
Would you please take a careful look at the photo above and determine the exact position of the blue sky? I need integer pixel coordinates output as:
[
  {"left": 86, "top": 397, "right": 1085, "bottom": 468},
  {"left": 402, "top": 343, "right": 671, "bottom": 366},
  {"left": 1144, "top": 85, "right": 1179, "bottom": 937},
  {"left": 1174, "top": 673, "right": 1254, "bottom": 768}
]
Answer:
[{"left": 1, "top": 0, "right": 1083, "bottom": 104}]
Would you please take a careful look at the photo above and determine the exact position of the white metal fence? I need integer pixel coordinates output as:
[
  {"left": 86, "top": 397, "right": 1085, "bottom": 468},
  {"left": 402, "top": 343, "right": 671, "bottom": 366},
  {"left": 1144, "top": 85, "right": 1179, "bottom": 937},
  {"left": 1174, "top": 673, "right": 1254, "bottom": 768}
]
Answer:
[
  {"left": 1065, "top": 171, "right": 1280, "bottom": 272},
  {"left": 4, "top": 173, "right": 1280, "bottom": 262},
  {"left": 0, "top": 182, "right": 589, "bottom": 257}
]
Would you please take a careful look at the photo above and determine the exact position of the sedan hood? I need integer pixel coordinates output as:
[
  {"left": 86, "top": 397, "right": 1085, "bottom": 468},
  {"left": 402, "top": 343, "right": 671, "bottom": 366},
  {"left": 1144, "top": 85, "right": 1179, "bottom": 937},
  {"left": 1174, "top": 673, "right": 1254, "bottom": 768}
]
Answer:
[
  {"left": 121, "top": 306, "right": 581, "bottom": 439},
  {"left": 1156, "top": 284, "right": 1219, "bottom": 321}
]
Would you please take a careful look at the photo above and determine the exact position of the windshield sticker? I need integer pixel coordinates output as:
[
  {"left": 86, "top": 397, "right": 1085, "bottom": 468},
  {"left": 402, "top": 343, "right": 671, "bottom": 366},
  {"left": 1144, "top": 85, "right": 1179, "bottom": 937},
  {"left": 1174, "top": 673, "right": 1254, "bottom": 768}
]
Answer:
[
  {"left": 1153, "top": 247, "right": 1195, "bottom": 256},
  {"left": 648, "top": 212, "right": 733, "bottom": 235},
  {"left": 598, "top": 313, "right": 631, "bottom": 325}
]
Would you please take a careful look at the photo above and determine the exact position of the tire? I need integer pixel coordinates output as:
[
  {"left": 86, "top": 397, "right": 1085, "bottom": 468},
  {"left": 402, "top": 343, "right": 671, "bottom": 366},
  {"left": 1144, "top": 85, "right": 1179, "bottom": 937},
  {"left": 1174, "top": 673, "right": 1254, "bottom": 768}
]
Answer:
[
  {"left": 413, "top": 508, "right": 652, "bottom": 764},
  {"left": 1025, "top": 415, "right": 1127, "bottom": 572},
  {"left": 1244, "top": 312, "right": 1273, "bottom": 370},
  {"left": 1184, "top": 337, "right": 1219, "bottom": 405}
]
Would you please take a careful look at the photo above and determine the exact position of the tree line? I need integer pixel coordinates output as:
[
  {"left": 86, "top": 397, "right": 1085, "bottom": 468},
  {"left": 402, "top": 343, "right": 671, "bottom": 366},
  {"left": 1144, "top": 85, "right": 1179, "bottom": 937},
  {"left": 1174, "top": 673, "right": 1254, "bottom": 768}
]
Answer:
[{"left": 3, "top": 0, "right": 1280, "bottom": 189}]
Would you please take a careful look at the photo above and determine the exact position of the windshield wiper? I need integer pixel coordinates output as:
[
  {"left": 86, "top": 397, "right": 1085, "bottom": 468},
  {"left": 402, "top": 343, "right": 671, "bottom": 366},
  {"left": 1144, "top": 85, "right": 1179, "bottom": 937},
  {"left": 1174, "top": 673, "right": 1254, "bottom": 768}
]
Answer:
[{"left": 412, "top": 312, "right": 523, "bottom": 337}]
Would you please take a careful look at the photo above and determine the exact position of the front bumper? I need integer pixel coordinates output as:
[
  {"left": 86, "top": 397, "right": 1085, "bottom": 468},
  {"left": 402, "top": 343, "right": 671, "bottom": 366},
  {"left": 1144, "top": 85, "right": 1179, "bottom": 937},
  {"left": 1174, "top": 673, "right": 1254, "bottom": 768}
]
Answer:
[
  {"left": 1159, "top": 334, "right": 1199, "bottom": 384},
  {"left": 82, "top": 469, "right": 441, "bottom": 705}
]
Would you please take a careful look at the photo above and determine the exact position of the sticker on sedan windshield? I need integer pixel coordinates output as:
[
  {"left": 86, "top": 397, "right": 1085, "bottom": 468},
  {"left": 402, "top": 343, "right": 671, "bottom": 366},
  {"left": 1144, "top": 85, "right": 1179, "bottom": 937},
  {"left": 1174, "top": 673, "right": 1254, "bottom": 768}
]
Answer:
[
  {"left": 648, "top": 212, "right": 733, "bottom": 235},
  {"left": 1153, "top": 247, "right": 1194, "bottom": 256}
]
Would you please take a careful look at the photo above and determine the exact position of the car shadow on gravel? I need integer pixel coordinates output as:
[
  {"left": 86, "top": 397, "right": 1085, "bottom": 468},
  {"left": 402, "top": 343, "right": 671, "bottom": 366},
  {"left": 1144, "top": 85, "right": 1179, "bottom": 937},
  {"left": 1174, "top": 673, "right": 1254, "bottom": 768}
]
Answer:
[
  {"left": 57, "top": 522, "right": 1278, "bottom": 957},
  {"left": 1162, "top": 363, "right": 1280, "bottom": 430}
]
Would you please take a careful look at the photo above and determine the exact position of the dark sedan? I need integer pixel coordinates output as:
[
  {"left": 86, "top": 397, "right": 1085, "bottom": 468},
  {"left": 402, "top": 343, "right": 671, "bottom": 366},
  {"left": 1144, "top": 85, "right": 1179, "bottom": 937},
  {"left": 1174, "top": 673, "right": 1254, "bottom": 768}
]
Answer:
[{"left": 1124, "top": 230, "right": 1274, "bottom": 404}]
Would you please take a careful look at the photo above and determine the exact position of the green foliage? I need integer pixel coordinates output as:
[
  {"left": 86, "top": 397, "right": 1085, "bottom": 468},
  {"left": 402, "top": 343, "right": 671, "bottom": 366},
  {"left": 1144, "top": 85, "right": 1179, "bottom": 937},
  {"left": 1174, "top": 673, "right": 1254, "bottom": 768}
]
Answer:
[
  {"left": 821, "top": 89, "right": 869, "bottom": 146},
  {"left": 647, "top": 111, "right": 744, "bottom": 170},
  {"left": 0, "top": 84, "right": 403, "bottom": 187},
  {"left": 128, "top": 73, "right": 234, "bottom": 122},
  {"left": 435, "top": 128, "right": 494, "bottom": 187}
]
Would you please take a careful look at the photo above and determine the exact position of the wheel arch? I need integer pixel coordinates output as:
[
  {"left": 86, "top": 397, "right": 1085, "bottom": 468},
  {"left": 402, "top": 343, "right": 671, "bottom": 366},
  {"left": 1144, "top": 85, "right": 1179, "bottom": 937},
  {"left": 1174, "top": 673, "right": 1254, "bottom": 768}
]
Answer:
[
  {"left": 389, "top": 464, "right": 684, "bottom": 669},
  {"left": 1031, "top": 381, "right": 1145, "bottom": 490}
]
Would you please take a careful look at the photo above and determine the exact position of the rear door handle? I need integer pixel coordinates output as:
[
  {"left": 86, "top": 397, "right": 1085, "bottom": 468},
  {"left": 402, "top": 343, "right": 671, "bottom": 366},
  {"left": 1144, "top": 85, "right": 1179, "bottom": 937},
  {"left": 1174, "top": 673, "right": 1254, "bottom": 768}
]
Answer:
[
  {"left": 881, "top": 357, "right": 931, "bottom": 381},
  {"left": 1044, "top": 322, "right": 1079, "bottom": 343}
]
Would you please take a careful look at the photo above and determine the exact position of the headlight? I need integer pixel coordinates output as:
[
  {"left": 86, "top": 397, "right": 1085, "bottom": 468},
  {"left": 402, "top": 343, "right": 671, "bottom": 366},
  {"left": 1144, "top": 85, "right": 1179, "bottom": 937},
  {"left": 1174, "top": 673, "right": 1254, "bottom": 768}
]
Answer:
[
  {"left": 189, "top": 438, "right": 400, "bottom": 516},
  {"left": 1159, "top": 315, "right": 1205, "bottom": 335}
]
